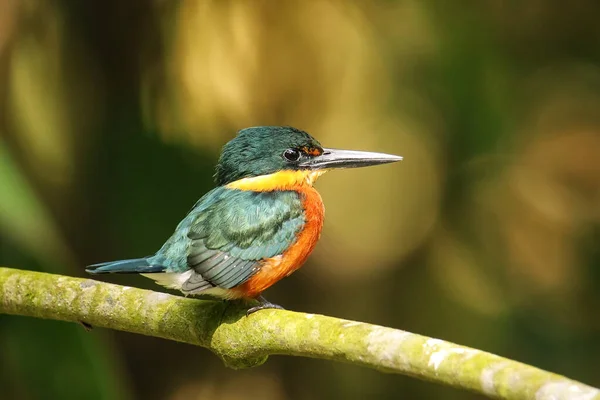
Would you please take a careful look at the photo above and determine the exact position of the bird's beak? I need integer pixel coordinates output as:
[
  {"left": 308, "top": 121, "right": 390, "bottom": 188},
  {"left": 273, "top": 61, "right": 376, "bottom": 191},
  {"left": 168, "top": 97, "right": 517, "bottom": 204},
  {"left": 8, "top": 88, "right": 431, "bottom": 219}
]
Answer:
[{"left": 298, "top": 148, "right": 403, "bottom": 170}]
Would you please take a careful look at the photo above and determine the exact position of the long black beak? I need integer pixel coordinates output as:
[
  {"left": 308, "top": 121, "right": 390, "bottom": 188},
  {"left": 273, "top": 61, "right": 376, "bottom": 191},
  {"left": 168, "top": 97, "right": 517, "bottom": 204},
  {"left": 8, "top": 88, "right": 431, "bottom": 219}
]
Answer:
[{"left": 298, "top": 148, "right": 403, "bottom": 170}]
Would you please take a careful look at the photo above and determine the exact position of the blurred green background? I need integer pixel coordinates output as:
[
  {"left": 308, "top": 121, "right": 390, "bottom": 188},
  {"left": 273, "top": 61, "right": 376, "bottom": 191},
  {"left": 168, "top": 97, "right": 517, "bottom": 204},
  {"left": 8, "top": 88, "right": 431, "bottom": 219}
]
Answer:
[{"left": 1, "top": 1, "right": 600, "bottom": 399}]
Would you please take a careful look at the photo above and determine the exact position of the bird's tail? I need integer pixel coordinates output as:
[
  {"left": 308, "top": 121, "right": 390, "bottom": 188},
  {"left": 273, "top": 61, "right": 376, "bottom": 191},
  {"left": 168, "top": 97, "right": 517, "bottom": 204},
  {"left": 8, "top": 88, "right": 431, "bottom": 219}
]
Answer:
[{"left": 86, "top": 258, "right": 164, "bottom": 274}]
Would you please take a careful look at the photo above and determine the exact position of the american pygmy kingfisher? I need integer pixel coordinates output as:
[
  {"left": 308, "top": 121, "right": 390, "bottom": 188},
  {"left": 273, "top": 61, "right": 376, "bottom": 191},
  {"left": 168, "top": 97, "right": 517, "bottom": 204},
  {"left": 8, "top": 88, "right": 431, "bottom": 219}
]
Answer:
[{"left": 87, "top": 126, "right": 402, "bottom": 313}]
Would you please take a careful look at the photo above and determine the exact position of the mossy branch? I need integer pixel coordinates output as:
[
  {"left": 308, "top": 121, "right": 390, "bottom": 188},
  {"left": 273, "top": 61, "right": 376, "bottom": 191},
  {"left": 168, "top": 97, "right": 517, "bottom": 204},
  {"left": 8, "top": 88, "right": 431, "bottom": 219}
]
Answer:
[{"left": 0, "top": 267, "right": 597, "bottom": 400}]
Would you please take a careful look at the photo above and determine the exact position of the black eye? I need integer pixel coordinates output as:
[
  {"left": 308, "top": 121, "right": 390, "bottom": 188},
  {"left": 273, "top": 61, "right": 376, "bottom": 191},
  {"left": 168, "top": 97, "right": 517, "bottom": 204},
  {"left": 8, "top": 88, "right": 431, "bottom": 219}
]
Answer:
[{"left": 283, "top": 148, "right": 301, "bottom": 162}]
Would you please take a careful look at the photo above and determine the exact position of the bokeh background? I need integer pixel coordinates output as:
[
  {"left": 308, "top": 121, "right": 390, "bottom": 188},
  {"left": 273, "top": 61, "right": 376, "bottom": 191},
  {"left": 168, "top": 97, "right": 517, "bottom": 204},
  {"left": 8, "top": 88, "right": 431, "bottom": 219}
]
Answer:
[{"left": 1, "top": 1, "right": 600, "bottom": 399}]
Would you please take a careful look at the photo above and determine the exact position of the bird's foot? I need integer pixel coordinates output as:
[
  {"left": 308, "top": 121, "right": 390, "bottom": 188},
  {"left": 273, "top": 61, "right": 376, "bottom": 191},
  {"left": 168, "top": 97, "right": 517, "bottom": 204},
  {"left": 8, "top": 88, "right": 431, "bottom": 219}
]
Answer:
[{"left": 246, "top": 296, "right": 285, "bottom": 316}]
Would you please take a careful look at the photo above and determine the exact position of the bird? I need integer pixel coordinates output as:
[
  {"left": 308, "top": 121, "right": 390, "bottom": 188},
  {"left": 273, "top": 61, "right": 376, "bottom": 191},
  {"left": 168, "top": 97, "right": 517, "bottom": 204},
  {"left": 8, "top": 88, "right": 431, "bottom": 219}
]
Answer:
[{"left": 86, "top": 126, "right": 402, "bottom": 314}]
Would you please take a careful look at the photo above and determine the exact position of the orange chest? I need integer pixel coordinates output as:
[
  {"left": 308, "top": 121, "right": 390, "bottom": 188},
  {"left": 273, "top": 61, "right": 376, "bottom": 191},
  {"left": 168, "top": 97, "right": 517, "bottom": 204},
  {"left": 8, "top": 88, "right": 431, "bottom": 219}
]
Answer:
[
  {"left": 232, "top": 186, "right": 324, "bottom": 298},
  {"left": 289, "top": 186, "right": 325, "bottom": 268}
]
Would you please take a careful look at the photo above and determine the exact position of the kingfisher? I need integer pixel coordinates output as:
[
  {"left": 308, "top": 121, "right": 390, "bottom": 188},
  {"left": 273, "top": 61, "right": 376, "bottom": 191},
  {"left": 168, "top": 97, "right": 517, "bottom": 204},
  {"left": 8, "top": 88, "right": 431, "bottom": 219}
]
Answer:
[{"left": 86, "top": 126, "right": 402, "bottom": 313}]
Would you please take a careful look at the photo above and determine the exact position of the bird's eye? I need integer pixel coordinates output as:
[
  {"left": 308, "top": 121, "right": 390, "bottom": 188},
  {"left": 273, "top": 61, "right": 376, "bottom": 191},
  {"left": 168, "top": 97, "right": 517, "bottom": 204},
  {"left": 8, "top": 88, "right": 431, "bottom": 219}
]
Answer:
[{"left": 283, "top": 148, "right": 301, "bottom": 162}]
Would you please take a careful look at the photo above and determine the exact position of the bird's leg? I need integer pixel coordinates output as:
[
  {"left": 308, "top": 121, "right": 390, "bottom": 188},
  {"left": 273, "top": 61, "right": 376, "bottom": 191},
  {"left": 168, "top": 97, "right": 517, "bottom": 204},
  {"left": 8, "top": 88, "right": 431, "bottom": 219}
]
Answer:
[{"left": 246, "top": 295, "right": 285, "bottom": 315}]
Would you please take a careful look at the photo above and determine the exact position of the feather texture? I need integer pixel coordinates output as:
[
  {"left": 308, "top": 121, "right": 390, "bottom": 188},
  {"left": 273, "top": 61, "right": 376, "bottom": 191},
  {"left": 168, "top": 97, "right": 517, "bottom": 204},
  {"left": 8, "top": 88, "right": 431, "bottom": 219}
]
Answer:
[
  {"left": 126, "top": 187, "right": 306, "bottom": 294},
  {"left": 182, "top": 189, "right": 305, "bottom": 289}
]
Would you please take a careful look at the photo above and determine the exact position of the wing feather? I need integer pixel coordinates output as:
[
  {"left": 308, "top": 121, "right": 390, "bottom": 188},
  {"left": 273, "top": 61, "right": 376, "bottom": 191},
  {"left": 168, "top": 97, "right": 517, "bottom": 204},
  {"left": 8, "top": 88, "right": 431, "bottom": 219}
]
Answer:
[
  {"left": 183, "top": 189, "right": 304, "bottom": 290},
  {"left": 217, "top": 260, "right": 259, "bottom": 289}
]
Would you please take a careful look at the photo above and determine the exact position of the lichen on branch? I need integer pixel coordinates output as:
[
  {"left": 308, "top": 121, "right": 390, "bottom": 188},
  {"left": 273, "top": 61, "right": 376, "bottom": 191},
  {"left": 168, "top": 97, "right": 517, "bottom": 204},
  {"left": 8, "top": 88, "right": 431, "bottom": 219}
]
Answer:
[{"left": 0, "top": 267, "right": 598, "bottom": 400}]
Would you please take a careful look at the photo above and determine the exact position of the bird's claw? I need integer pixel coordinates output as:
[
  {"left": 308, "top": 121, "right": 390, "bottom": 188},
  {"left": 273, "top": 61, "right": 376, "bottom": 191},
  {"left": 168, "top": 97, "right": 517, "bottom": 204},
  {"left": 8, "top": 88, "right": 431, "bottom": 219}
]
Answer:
[{"left": 246, "top": 296, "right": 285, "bottom": 316}]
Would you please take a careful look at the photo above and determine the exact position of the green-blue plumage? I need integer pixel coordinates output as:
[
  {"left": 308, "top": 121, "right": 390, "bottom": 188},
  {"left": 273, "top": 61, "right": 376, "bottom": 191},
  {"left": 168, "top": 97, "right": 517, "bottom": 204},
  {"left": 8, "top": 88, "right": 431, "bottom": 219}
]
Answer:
[{"left": 87, "top": 186, "right": 305, "bottom": 291}]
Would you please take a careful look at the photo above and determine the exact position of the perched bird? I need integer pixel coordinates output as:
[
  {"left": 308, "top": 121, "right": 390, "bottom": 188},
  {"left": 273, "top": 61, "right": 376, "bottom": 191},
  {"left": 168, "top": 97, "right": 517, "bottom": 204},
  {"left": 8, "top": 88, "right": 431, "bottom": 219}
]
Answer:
[{"left": 86, "top": 126, "right": 402, "bottom": 313}]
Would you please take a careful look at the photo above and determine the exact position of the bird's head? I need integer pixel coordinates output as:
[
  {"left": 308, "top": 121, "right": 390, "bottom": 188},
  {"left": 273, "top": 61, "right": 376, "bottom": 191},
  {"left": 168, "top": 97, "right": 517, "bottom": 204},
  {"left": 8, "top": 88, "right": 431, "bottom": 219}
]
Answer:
[{"left": 215, "top": 126, "right": 402, "bottom": 190}]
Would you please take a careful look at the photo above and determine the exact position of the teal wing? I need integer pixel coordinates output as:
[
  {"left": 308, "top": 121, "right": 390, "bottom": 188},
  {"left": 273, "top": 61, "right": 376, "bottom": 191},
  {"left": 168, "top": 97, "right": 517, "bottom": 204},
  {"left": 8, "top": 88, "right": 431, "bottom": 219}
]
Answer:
[{"left": 184, "top": 189, "right": 305, "bottom": 290}]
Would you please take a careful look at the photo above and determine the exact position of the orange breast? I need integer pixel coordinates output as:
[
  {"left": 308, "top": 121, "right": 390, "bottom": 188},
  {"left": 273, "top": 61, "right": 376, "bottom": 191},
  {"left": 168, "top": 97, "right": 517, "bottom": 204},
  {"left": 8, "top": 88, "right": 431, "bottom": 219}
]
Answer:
[{"left": 231, "top": 185, "right": 325, "bottom": 299}]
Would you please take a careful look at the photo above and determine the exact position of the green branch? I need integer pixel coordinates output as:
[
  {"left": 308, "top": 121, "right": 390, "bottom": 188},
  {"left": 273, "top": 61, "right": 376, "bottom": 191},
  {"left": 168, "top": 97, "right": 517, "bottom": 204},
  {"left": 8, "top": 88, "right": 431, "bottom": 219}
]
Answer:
[{"left": 0, "top": 267, "right": 597, "bottom": 400}]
